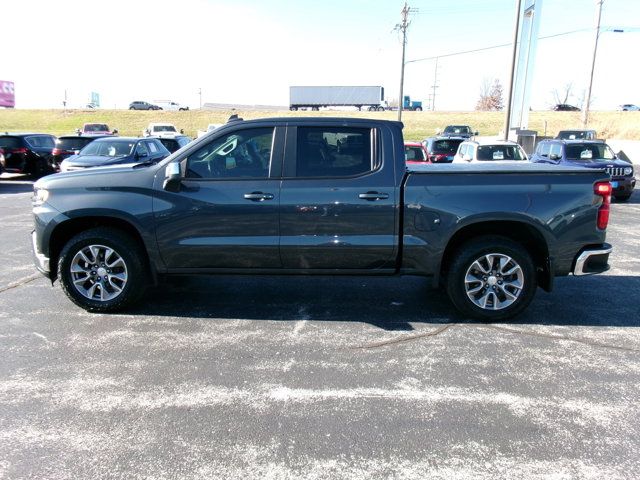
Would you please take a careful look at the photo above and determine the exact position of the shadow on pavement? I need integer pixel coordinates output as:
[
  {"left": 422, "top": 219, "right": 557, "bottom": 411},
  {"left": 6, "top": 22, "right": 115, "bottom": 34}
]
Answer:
[
  {"left": 0, "top": 177, "right": 34, "bottom": 194},
  {"left": 128, "top": 273, "right": 640, "bottom": 330}
]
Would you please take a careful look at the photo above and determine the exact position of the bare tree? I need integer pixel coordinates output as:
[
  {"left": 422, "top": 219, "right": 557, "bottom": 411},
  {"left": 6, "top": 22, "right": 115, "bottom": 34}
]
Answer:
[
  {"left": 476, "top": 78, "right": 504, "bottom": 111},
  {"left": 551, "top": 82, "right": 574, "bottom": 105}
]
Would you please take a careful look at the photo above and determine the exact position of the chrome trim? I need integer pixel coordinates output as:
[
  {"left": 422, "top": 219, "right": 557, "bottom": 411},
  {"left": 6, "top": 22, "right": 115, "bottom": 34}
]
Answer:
[{"left": 573, "top": 246, "right": 612, "bottom": 276}]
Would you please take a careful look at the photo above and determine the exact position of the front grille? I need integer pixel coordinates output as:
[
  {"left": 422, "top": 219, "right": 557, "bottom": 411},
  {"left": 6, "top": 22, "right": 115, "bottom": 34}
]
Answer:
[{"left": 605, "top": 166, "right": 627, "bottom": 177}]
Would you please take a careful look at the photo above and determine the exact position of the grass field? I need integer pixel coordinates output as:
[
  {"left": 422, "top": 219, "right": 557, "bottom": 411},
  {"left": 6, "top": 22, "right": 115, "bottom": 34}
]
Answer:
[{"left": 1, "top": 108, "right": 639, "bottom": 141}]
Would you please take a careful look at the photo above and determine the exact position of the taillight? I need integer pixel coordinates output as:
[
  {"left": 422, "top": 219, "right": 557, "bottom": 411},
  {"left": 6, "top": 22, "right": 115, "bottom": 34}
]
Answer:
[
  {"left": 11, "top": 147, "right": 28, "bottom": 154},
  {"left": 594, "top": 181, "right": 611, "bottom": 230},
  {"left": 52, "top": 148, "right": 61, "bottom": 155}
]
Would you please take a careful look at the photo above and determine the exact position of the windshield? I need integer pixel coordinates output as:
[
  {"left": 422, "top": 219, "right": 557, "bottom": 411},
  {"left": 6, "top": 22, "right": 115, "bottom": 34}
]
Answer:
[
  {"left": 476, "top": 145, "right": 526, "bottom": 161},
  {"left": 405, "top": 146, "right": 426, "bottom": 161},
  {"left": 565, "top": 143, "right": 615, "bottom": 161},
  {"left": 80, "top": 140, "right": 135, "bottom": 157},
  {"left": 84, "top": 124, "right": 109, "bottom": 132},
  {"left": 57, "top": 137, "right": 94, "bottom": 150},
  {"left": 557, "top": 131, "right": 593, "bottom": 140},
  {"left": 432, "top": 139, "right": 462, "bottom": 154},
  {"left": 444, "top": 125, "right": 470, "bottom": 134},
  {"left": 154, "top": 125, "right": 177, "bottom": 132}
]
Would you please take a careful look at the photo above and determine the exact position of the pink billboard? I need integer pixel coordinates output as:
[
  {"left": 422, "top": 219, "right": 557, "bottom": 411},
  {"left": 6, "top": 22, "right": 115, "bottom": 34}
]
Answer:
[{"left": 0, "top": 81, "right": 15, "bottom": 108}]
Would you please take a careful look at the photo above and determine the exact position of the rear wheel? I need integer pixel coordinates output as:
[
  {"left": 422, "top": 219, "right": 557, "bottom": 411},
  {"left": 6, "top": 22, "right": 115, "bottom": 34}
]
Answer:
[
  {"left": 415, "top": 106, "right": 423, "bottom": 111},
  {"left": 58, "top": 228, "right": 147, "bottom": 312},
  {"left": 446, "top": 236, "right": 537, "bottom": 321}
]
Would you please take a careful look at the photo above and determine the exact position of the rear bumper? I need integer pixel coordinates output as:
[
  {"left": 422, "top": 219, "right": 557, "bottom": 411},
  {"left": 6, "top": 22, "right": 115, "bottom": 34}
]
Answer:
[
  {"left": 611, "top": 176, "right": 635, "bottom": 195},
  {"left": 573, "top": 243, "right": 612, "bottom": 276}
]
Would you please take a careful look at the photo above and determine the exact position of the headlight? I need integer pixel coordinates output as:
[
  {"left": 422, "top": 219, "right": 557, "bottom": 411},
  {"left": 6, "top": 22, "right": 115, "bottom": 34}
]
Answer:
[
  {"left": 624, "top": 167, "right": 633, "bottom": 176},
  {"left": 32, "top": 188, "right": 49, "bottom": 207}
]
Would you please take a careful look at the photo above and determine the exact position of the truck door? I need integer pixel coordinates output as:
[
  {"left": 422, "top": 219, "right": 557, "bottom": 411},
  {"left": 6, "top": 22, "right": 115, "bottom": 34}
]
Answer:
[
  {"left": 153, "top": 126, "right": 283, "bottom": 269},
  {"left": 279, "top": 125, "right": 398, "bottom": 270}
]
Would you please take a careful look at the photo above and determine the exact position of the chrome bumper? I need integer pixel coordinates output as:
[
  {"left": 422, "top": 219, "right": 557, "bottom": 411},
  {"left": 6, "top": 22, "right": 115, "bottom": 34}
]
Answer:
[{"left": 573, "top": 245, "right": 612, "bottom": 276}]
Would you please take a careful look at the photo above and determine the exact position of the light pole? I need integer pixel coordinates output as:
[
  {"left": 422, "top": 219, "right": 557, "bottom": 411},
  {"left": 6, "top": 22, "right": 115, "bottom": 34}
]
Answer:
[
  {"left": 503, "top": 0, "right": 523, "bottom": 141},
  {"left": 582, "top": 0, "right": 604, "bottom": 128}
]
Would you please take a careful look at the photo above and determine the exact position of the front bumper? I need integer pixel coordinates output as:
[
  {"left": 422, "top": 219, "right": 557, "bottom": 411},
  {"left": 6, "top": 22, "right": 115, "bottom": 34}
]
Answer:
[
  {"left": 611, "top": 176, "right": 636, "bottom": 195},
  {"left": 32, "top": 230, "right": 51, "bottom": 276},
  {"left": 573, "top": 243, "right": 612, "bottom": 276}
]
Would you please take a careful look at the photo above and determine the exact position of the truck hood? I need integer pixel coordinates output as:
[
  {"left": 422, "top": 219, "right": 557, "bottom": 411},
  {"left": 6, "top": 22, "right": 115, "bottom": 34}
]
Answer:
[
  {"left": 563, "top": 159, "right": 631, "bottom": 169},
  {"left": 35, "top": 162, "right": 158, "bottom": 191},
  {"left": 63, "top": 154, "right": 135, "bottom": 167}
]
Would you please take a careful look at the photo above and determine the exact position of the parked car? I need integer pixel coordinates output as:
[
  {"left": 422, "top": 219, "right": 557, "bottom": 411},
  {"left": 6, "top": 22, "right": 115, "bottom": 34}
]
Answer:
[
  {"left": 453, "top": 140, "right": 528, "bottom": 163},
  {"left": 155, "top": 101, "right": 189, "bottom": 111},
  {"left": 617, "top": 104, "right": 639, "bottom": 111},
  {"left": 76, "top": 123, "right": 117, "bottom": 136},
  {"left": 0, "top": 148, "right": 4, "bottom": 174},
  {"left": 32, "top": 117, "right": 613, "bottom": 321},
  {"left": 556, "top": 129, "right": 597, "bottom": 140},
  {"left": 197, "top": 123, "right": 223, "bottom": 138},
  {"left": 530, "top": 139, "right": 635, "bottom": 201},
  {"left": 143, "top": 123, "right": 182, "bottom": 138},
  {"left": 0, "top": 133, "right": 56, "bottom": 177},
  {"left": 441, "top": 125, "right": 477, "bottom": 139},
  {"left": 553, "top": 104, "right": 581, "bottom": 112},
  {"left": 422, "top": 136, "right": 466, "bottom": 163},
  {"left": 52, "top": 135, "right": 112, "bottom": 170},
  {"left": 129, "top": 101, "right": 161, "bottom": 111},
  {"left": 153, "top": 135, "right": 192, "bottom": 153},
  {"left": 60, "top": 137, "right": 169, "bottom": 172},
  {"left": 404, "top": 142, "right": 430, "bottom": 164}
]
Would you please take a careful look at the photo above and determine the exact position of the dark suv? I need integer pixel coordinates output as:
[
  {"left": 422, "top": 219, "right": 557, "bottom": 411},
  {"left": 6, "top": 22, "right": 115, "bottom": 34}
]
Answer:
[
  {"left": 530, "top": 139, "right": 635, "bottom": 201},
  {"left": 129, "top": 101, "right": 161, "bottom": 111},
  {"left": 0, "top": 133, "right": 56, "bottom": 177},
  {"left": 51, "top": 135, "right": 112, "bottom": 169},
  {"left": 422, "top": 136, "right": 465, "bottom": 163}
]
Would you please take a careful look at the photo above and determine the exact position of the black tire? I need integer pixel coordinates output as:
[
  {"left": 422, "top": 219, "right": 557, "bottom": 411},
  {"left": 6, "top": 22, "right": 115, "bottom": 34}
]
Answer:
[
  {"left": 290, "top": 106, "right": 298, "bottom": 111},
  {"left": 58, "top": 227, "right": 148, "bottom": 312},
  {"left": 415, "top": 106, "right": 423, "bottom": 111},
  {"left": 30, "top": 159, "right": 52, "bottom": 179},
  {"left": 446, "top": 236, "right": 537, "bottom": 321},
  {"left": 129, "top": 107, "right": 135, "bottom": 110},
  {"left": 614, "top": 194, "right": 632, "bottom": 202}
]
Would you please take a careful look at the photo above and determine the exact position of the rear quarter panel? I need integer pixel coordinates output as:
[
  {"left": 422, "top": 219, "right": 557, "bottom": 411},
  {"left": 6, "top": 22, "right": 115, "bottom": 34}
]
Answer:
[{"left": 402, "top": 167, "right": 609, "bottom": 276}]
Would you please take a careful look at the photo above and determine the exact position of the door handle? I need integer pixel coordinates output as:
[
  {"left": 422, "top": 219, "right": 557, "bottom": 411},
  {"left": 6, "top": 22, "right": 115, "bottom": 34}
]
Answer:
[
  {"left": 243, "top": 192, "right": 275, "bottom": 201},
  {"left": 358, "top": 192, "right": 389, "bottom": 201}
]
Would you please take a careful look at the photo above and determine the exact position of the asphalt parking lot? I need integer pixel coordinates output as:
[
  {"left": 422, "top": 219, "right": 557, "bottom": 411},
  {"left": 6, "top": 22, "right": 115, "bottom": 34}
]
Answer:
[{"left": 1, "top": 176, "right": 639, "bottom": 480}]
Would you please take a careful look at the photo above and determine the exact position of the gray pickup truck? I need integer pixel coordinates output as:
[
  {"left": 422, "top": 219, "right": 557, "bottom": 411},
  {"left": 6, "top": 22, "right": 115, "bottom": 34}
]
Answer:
[{"left": 32, "top": 117, "right": 613, "bottom": 320}]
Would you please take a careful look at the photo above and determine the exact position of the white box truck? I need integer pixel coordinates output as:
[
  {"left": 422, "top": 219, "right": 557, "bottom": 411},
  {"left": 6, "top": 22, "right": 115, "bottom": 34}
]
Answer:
[{"left": 289, "top": 86, "right": 386, "bottom": 111}]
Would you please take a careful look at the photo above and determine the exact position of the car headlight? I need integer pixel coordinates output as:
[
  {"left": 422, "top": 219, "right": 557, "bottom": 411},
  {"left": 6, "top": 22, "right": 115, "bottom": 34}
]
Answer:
[
  {"left": 32, "top": 188, "right": 49, "bottom": 207},
  {"left": 624, "top": 167, "right": 633, "bottom": 176}
]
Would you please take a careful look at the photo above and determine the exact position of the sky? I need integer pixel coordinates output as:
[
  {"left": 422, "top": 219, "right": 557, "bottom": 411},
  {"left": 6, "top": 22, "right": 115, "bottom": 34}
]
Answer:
[{"left": 2, "top": 0, "right": 639, "bottom": 111}]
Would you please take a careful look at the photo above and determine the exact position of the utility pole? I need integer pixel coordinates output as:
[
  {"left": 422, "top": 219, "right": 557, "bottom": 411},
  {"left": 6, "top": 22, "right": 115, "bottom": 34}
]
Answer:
[
  {"left": 503, "top": 0, "right": 523, "bottom": 141},
  {"left": 395, "top": 2, "right": 417, "bottom": 122},
  {"left": 198, "top": 88, "right": 202, "bottom": 109},
  {"left": 431, "top": 57, "right": 439, "bottom": 111},
  {"left": 582, "top": 0, "right": 604, "bottom": 128}
]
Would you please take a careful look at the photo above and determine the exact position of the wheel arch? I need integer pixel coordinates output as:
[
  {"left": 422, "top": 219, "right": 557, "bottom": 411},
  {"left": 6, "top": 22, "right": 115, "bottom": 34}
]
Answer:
[
  {"left": 439, "top": 219, "right": 553, "bottom": 292},
  {"left": 48, "top": 216, "right": 156, "bottom": 283}
]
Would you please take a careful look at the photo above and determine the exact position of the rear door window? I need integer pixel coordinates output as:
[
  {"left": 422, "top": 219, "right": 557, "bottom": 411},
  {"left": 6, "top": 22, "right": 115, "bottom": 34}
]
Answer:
[
  {"left": 295, "top": 127, "right": 373, "bottom": 177},
  {"left": 0, "top": 137, "right": 21, "bottom": 149}
]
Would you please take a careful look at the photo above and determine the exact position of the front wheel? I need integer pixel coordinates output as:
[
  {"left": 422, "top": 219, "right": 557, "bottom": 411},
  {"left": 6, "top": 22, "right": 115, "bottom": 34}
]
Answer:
[
  {"left": 58, "top": 228, "right": 148, "bottom": 312},
  {"left": 415, "top": 106, "right": 423, "bottom": 111},
  {"left": 446, "top": 236, "right": 537, "bottom": 321}
]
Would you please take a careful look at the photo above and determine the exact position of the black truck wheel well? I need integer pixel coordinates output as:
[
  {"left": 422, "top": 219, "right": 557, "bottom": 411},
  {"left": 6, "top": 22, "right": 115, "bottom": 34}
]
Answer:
[
  {"left": 48, "top": 217, "right": 152, "bottom": 282},
  {"left": 440, "top": 220, "right": 553, "bottom": 292}
]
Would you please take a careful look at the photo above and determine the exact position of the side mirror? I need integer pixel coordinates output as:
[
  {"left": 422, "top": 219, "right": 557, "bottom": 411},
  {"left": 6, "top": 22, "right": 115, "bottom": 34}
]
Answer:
[
  {"left": 163, "top": 162, "right": 182, "bottom": 192},
  {"left": 474, "top": 131, "right": 479, "bottom": 136},
  {"left": 145, "top": 129, "right": 150, "bottom": 136},
  {"left": 180, "top": 129, "right": 184, "bottom": 134},
  {"left": 75, "top": 128, "right": 81, "bottom": 135},
  {"left": 462, "top": 154, "right": 472, "bottom": 162},
  {"left": 112, "top": 129, "right": 118, "bottom": 135}
]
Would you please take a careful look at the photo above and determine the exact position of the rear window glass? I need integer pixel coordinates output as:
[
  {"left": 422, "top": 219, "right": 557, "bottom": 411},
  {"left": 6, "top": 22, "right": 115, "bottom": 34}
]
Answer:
[
  {"left": 57, "top": 137, "right": 94, "bottom": 150},
  {"left": 405, "top": 146, "right": 426, "bottom": 161},
  {"left": 476, "top": 145, "right": 525, "bottom": 161},
  {"left": 296, "top": 127, "right": 372, "bottom": 177},
  {"left": 432, "top": 139, "right": 463, "bottom": 154},
  {"left": 0, "top": 137, "right": 21, "bottom": 149},
  {"left": 26, "top": 135, "right": 55, "bottom": 148},
  {"left": 444, "top": 126, "right": 471, "bottom": 135}
]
